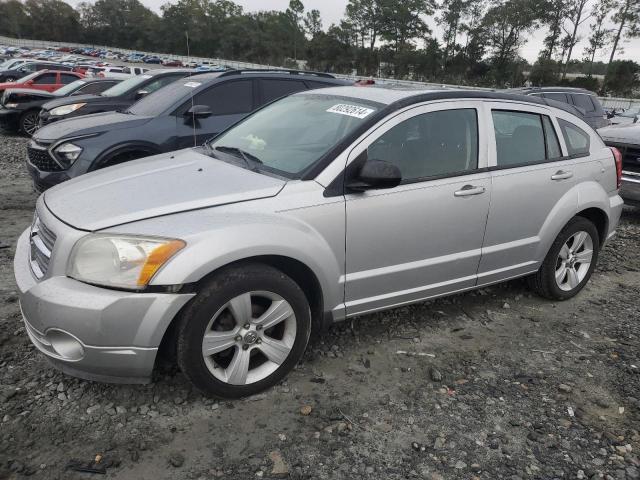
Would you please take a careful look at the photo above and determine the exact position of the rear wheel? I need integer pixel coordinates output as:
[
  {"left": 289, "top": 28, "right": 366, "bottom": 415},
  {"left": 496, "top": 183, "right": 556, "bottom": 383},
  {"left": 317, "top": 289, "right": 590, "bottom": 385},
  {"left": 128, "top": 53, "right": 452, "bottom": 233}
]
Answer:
[
  {"left": 19, "top": 110, "right": 39, "bottom": 136},
  {"left": 176, "top": 264, "right": 311, "bottom": 398},
  {"left": 528, "top": 217, "right": 599, "bottom": 300}
]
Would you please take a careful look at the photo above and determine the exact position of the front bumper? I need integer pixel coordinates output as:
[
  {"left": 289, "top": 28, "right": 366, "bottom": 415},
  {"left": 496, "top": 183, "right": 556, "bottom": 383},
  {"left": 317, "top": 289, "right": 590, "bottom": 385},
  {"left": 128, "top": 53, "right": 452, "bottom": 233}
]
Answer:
[
  {"left": 14, "top": 228, "right": 195, "bottom": 384},
  {"left": 621, "top": 171, "right": 640, "bottom": 205},
  {"left": 25, "top": 158, "right": 71, "bottom": 193}
]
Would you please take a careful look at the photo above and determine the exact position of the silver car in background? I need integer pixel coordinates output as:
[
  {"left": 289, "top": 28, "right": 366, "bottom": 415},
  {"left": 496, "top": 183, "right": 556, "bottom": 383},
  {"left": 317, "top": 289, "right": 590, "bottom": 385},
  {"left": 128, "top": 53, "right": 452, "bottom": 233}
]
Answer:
[{"left": 14, "top": 87, "right": 624, "bottom": 398}]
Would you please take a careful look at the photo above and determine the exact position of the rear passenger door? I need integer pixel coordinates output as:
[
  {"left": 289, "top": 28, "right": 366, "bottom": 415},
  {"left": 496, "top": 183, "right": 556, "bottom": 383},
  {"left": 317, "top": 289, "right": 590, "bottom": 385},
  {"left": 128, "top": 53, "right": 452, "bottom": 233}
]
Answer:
[
  {"left": 174, "top": 79, "right": 256, "bottom": 148},
  {"left": 478, "top": 103, "right": 577, "bottom": 285}
]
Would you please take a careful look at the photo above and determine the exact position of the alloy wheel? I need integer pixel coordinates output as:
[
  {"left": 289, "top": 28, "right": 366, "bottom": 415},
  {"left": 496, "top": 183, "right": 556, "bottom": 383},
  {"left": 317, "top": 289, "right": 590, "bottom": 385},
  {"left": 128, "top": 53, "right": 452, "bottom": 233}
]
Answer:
[
  {"left": 555, "top": 231, "right": 594, "bottom": 291},
  {"left": 201, "top": 291, "right": 297, "bottom": 385},
  {"left": 22, "top": 112, "right": 39, "bottom": 136}
]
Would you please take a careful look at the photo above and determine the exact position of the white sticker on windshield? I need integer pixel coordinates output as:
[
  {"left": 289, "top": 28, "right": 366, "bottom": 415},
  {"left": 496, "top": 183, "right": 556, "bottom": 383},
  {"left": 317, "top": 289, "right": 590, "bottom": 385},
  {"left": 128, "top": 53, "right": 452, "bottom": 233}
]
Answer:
[
  {"left": 327, "top": 104, "right": 375, "bottom": 119},
  {"left": 184, "top": 81, "right": 201, "bottom": 88}
]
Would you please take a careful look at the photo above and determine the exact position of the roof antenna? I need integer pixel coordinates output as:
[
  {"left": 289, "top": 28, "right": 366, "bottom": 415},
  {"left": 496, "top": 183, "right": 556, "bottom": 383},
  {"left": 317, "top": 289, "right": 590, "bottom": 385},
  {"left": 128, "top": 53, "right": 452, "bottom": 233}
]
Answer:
[{"left": 186, "top": 30, "right": 196, "bottom": 148}]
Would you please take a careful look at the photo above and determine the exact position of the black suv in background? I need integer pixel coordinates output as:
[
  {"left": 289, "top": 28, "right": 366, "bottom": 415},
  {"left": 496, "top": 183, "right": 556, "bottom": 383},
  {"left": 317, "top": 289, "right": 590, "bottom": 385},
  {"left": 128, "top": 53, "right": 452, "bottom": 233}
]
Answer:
[
  {"left": 27, "top": 70, "right": 349, "bottom": 191},
  {"left": 0, "top": 78, "right": 121, "bottom": 135},
  {"left": 38, "top": 69, "right": 202, "bottom": 127},
  {"left": 0, "top": 61, "right": 73, "bottom": 83},
  {"left": 508, "top": 87, "right": 608, "bottom": 130}
]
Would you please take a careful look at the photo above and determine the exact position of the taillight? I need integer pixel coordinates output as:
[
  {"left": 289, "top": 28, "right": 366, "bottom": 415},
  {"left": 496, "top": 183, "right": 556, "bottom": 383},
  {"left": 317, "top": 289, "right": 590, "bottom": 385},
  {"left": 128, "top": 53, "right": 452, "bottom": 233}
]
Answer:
[{"left": 610, "top": 146, "right": 623, "bottom": 189}]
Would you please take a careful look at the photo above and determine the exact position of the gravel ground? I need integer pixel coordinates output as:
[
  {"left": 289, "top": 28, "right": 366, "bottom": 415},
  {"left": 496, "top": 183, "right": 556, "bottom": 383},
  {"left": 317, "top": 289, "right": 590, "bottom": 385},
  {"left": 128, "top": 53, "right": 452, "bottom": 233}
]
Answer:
[{"left": 0, "top": 130, "right": 639, "bottom": 480}]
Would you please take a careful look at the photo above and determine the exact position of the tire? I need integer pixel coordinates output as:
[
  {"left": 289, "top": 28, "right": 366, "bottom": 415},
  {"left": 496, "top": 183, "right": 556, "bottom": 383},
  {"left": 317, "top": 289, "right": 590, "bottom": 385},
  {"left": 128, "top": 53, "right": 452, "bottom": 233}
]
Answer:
[
  {"left": 19, "top": 110, "right": 39, "bottom": 136},
  {"left": 528, "top": 217, "right": 600, "bottom": 300},
  {"left": 176, "top": 263, "right": 312, "bottom": 398}
]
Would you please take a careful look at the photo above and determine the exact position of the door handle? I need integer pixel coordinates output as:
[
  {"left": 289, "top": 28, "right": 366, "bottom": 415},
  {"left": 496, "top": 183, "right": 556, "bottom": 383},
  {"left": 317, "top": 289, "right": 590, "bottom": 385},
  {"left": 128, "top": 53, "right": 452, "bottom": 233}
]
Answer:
[
  {"left": 454, "top": 185, "right": 486, "bottom": 197},
  {"left": 551, "top": 170, "right": 573, "bottom": 180}
]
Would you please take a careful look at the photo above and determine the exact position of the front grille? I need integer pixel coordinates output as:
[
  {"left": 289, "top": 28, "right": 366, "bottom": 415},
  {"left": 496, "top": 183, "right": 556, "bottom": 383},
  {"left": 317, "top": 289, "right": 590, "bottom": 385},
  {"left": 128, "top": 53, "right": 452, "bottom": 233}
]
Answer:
[
  {"left": 29, "top": 214, "right": 57, "bottom": 279},
  {"left": 27, "top": 143, "right": 62, "bottom": 172}
]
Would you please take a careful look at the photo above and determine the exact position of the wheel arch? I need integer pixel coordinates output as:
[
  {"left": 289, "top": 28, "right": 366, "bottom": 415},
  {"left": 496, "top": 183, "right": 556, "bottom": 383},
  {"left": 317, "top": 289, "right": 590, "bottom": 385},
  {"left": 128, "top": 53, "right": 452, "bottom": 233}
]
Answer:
[
  {"left": 156, "top": 254, "right": 329, "bottom": 367},
  {"left": 92, "top": 141, "right": 161, "bottom": 170},
  {"left": 575, "top": 207, "right": 608, "bottom": 247}
]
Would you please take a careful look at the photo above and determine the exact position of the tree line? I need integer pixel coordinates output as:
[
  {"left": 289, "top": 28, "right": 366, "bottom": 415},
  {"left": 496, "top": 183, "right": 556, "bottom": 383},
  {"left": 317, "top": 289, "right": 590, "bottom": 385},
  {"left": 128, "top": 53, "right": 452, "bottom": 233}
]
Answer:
[{"left": 0, "top": 0, "right": 639, "bottom": 95}]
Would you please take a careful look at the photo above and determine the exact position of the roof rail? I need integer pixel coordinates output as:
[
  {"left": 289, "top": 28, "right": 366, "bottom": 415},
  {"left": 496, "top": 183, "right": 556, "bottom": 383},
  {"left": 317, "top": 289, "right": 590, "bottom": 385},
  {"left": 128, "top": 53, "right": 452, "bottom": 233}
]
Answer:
[{"left": 219, "top": 68, "right": 335, "bottom": 79}]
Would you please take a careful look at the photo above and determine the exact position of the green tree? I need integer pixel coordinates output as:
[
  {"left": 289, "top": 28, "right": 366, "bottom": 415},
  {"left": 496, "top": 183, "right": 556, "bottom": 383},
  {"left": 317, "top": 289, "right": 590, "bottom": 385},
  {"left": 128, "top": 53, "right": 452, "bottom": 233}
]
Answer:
[
  {"left": 23, "top": 0, "right": 81, "bottom": 42},
  {"left": 345, "top": 0, "right": 383, "bottom": 50},
  {"left": 482, "top": 0, "right": 541, "bottom": 85},
  {"left": 583, "top": 0, "right": 613, "bottom": 77},
  {"left": 560, "top": 0, "right": 591, "bottom": 78},
  {"left": 286, "top": 0, "right": 305, "bottom": 61},
  {"left": 0, "top": 0, "right": 29, "bottom": 38},
  {"left": 303, "top": 9, "right": 322, "bottom": 38},
  {"left": 606, "top": 0, "right": 640, "bottom": 69},
  {"left": 604, "top": 59, "right": 640, "bottom": 95}
]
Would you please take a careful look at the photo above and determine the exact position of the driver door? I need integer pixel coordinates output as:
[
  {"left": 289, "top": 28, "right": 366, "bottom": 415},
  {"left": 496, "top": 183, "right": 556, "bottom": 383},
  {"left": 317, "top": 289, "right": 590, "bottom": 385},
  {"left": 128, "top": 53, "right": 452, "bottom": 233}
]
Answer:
[{"left": 344, "top": 101, "right": 492, "bottom": 316}]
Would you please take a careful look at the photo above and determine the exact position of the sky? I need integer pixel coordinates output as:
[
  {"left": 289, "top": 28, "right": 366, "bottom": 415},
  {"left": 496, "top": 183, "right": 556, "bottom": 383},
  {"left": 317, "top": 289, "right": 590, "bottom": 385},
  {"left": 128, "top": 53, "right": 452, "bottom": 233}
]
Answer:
[{"left": 63, "top": 0, "right": 640, "bottom": 64}]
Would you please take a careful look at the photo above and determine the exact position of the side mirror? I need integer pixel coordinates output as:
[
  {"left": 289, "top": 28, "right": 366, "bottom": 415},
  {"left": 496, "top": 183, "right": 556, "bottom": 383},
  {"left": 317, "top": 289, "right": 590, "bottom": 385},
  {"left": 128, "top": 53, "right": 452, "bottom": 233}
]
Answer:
[
  {"left": 185, "top": 104, "right": 212, "bottom": 119},
  {"left": 135, "top": 89, "right": 149, "bottom": 100},
  {"left": 346, "top": 158, "right": 402, "bottom": 192},
  {"left": 25, "top": 79, "right": 33, "bottom": 85}
]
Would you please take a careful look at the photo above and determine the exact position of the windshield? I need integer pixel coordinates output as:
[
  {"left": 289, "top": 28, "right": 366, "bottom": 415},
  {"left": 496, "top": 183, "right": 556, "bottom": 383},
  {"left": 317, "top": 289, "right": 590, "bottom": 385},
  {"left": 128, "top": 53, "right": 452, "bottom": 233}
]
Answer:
[
  {"left": 127, "top": 77, "right": 209, "bottom": 116},
  {"left": 101, "top": 74, "right": 151, "bottom": 97},
  {"left": 53, "top": 79, "right": 85, "bottom": 96},
  {"left": 208, "top": 94, "right": 381, "bottom": 178}
]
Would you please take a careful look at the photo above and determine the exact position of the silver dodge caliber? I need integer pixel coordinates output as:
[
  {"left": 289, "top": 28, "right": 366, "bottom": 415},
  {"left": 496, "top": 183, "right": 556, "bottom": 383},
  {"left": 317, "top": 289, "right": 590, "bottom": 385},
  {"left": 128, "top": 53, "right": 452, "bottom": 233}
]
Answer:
[{"left": 14, "top": 87, "right": 624, "bottom": 398}]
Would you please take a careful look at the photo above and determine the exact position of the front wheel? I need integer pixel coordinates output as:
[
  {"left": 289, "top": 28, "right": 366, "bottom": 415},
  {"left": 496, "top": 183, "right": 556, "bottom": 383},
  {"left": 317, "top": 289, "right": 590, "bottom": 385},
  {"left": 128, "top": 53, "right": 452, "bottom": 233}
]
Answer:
[
  {"left": 19, "top": 110, "right": 39, "bottom": 136},
  {"left": 528, "top": 217, "right": 600, "bottom": 300},
  {"left": 176, "top": 264, "right": 311, "bottom": 398}
]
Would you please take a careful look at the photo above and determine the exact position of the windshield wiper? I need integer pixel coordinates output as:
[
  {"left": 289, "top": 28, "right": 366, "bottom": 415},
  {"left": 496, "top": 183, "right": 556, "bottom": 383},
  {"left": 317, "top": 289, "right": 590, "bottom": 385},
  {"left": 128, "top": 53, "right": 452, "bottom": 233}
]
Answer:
[{"left": 214, "top": 146, "right": 263, "bottom": 172}]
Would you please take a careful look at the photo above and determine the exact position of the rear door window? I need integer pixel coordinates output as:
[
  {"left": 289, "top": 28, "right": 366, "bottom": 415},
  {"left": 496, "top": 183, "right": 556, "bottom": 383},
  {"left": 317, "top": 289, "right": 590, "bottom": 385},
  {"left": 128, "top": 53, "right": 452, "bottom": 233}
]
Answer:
[
  {"left": 196, "top": 80, "right": 254, "bottom": 115},
  {"left": 558, "top": 119, "right": 590, "bottom": 156},
  {"left": 60, "top": 73, "right": 79, "bottom": 84},
  {"left": 492, "top": 111, "right": 546, "bottom": 166},
  {"left": 260, "top": 79, "right": 307, "bottom": 104}
]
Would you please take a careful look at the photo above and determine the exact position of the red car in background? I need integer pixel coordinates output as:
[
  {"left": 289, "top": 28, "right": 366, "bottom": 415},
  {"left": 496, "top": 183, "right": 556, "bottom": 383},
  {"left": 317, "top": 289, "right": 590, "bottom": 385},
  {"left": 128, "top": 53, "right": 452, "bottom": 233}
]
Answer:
[{"left": 0, "top": 70, "right": 84, "bottom": 95}]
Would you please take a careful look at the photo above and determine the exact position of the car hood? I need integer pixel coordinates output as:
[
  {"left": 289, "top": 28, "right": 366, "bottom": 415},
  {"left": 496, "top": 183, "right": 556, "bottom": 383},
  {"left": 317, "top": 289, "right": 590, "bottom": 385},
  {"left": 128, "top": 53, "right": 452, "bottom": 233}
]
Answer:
[
  {"left": 34, "top": 111, "right": 152, "bottom": 141},
  {"left": 44, "top": 148, "right": 286, "bottom": 230},
  {"left": 598, "top": 123, "right": 640, "bottom": 145},
  {"left": 41, "top": 93, "right": 103, "bottom": 111},
  {"left": 3, "top": 87, "right": 55, "bottom": 100}
]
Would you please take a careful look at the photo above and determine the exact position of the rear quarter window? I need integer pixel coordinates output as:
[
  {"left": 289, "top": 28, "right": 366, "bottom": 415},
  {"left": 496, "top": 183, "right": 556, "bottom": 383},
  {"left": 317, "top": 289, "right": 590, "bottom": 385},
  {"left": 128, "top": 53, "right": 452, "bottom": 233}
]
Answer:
[{"left": 558, "top": 119, "right": 590, "bottom": 156}]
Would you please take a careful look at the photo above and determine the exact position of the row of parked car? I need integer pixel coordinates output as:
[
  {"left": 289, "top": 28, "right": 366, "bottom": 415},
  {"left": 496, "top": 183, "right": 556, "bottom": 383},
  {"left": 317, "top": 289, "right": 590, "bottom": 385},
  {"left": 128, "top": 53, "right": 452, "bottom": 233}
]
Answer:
[{"left": 3, "top": 60, "right": 632, "bottom": 397}]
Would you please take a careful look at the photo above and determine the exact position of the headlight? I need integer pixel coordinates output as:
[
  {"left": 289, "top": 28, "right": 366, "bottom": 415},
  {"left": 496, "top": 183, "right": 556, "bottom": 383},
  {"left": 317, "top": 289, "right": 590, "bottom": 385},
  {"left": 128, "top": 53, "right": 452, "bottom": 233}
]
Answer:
[
  {"left": 49, "top": 103, "right": 86, "bottom": 116},
  {"left": 67, "top": 235, "right": 186, "bottom": 290},
  {"left": 5, "top": 103, "right": 18, "bottom": 108},
  {"left": 54, "top": 142, "right": 83, "bottom": 166}
]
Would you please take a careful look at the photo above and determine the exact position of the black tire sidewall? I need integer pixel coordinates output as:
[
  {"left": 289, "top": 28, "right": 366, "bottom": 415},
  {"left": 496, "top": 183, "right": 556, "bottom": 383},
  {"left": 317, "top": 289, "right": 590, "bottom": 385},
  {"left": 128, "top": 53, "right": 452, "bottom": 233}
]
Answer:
[
  {"left": 177, "top": 264, "right": 311, "bottom": 398},
  {"left": 542, "top": 218, "right": 600, "bottom": 300}
]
